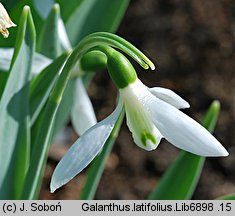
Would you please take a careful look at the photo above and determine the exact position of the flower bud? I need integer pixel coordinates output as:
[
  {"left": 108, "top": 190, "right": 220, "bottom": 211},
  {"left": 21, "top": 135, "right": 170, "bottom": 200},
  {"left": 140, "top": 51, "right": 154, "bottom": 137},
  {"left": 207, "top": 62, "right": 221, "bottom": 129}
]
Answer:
[{"left": 80, "top": 50, "right": 107, "bottom": 72}]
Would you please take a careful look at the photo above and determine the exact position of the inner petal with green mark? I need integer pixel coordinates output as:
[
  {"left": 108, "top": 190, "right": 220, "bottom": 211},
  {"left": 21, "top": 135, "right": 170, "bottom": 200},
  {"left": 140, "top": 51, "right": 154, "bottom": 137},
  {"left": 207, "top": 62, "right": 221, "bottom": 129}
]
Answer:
[
  {"left": 141, "top": 131, "right": 157, "bottom": 147},
  {"left": 120, "top": 80, "right": 163, "bottom": 151}
]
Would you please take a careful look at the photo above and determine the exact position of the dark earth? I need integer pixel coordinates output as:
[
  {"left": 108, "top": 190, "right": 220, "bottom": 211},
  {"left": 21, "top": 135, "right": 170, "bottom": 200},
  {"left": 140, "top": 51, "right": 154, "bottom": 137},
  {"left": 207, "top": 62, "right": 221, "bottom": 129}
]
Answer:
[{"left": 40, "top": 0, "right": 235, "bottom": 199}]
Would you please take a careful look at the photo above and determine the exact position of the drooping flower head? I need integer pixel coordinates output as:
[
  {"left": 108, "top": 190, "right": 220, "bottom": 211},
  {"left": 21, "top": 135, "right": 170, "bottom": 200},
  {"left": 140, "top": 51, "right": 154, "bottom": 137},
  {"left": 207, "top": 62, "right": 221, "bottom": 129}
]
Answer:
[
  {"left": 105, "top": 47, "right": 228, "bottom": 155},
  {"left": 50, "top": 43, "right": 228, "bottom": 193},
  {"left": 0, "top": 3, "right": 16, "bottom": 38}
]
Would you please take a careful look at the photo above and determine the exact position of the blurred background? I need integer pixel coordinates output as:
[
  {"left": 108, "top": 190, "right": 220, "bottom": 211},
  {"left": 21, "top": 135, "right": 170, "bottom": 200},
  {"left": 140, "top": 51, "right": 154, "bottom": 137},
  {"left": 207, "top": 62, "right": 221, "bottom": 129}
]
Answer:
[{"left": 39, "top": 0, "right": 235, "bottom": 199}]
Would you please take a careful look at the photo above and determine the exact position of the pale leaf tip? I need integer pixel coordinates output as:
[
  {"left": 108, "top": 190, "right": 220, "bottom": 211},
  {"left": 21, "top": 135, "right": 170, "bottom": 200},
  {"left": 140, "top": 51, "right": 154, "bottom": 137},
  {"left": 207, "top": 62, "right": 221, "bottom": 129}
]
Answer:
[
  {"left": 212, "top": 100, "right": 220, "bottom": 110},
  {"left": 144, "top": 60, "right": 155, "bottom": 70},
  {"left": 52, "top": 3, "right": 60, "bottom": 11},
  {"left": 149, "top": 63, "right": 155, "bottom": 70},
  {"left": 23, "top": 5, "right": 30, "bottom": 12}
]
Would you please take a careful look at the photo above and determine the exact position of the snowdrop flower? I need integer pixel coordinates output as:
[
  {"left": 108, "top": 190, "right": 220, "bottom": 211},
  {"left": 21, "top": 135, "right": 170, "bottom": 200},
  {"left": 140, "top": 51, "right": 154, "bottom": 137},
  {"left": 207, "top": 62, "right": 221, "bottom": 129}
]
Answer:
[
  {"left": 120, "top": 79, "right": 227, "bottom": 155},
  {"left": 50, "top": 47, "right": 228, "bottom": 192},
  {"left": 0, "top": 3, "right": 16, "bottom": 38}
]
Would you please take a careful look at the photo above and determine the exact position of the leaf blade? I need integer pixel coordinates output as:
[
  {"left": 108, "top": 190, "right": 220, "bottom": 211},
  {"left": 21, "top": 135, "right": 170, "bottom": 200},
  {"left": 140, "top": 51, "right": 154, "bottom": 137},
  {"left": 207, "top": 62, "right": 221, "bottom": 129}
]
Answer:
[
  {"left": 29, "top": 51, "right": 70, "bottom": 125},
  {"left": 216, "top": 194, "right": 235, "bottom": 200},
  {"left": 0, "top": 6, "right": 36, "bottom": 199},
  {"left": 37, "top": 3, "right": 63, "bottom": 59},
  {"left": 33, "top": 0, "right": 55, "bottom": 19},
  {"left": 65, "top": 0, "right": 130, "bottom": 46}
]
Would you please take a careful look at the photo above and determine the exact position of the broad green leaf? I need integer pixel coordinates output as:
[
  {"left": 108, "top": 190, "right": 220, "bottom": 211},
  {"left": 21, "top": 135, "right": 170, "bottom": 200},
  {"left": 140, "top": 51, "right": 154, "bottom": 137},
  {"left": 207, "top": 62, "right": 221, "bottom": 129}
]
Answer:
[
  {"left": 29, "top": 51, "right": 70, "bottom": 125},
  {"left": 21, "top": 5, "right": 70, "bottom": 199},
  {"left": 66, "top": 0, "right": 130, "bottom": 46},
  {"left": 0, "top": 48, "right": 52, "bottom": 74},
  {"left": 148, "top": 100, "right": 221, "bottom": 200},
  {"left": 0, "top": 6, "right": 36, "bottom": 199},
  {"left": 56, "top": 0, "right": 83, "bottom": 22},
  {"left": 216, "top": 194, "right": 235, "bottom": 200},
  {"left": 2, "top": 0, "right": 81, "bottom": 23},
  {"left": 37, "top": 4, "right": 63, "bottom": 59},
  {"left": 0, "top": 0, "right": 17, "bottom": 8},
  {"left": 33, "top": 0, "right": 55, "bottom": 19},
  {"left": 52, "top": 78, "right": 75, "bottom": 137},
  {"left": 80, "top": 109, "right": 124, "bottom": 200},
  {"left": 32, "top": 3, "right": 68, "bottom": 130},
  {"left": 36, "top": 3, "right": 71, "bottom": 137},
  {"left": 21, "top": 100, "right": 59, "bottom": 199},
  {"left": 0, "top": 72, "right": 8, "bottom": 99},
  {"left": 21, "top": 50, "right": 75, "bottom": 200}
]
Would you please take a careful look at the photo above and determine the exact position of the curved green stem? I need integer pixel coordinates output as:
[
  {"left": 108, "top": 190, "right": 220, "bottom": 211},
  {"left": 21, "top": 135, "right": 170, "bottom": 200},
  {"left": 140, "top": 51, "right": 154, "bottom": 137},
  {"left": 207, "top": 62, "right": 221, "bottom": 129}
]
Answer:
[
  {"left": 50, "top": 32, "right": 155, "bottom": 104},
  {"left": 76, "top": 32, "right": 155, "bottom": 70}
]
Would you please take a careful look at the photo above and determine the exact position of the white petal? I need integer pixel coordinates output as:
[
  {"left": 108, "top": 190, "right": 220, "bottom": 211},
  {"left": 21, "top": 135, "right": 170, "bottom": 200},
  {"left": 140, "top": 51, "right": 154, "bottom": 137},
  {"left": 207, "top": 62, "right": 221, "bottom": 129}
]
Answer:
[
  {"left": 120, "top": 80, "right": 163, "bottom": 151},
  {"left": 50, "top": 99, "right": 123, "bottom": 192},
  {"left": 149, "top": 87, "right": 190, "bottom": 109},
  {"left": 146, "top": 95, "right": 228, "bottom": 157},
  {"left": 71, "top": 78, "right": 97, "bottom": 135},
  {"left": 58, "top": 18, "right": 72, "bottom": 50}
]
